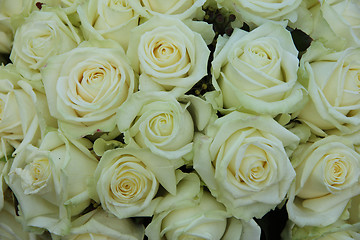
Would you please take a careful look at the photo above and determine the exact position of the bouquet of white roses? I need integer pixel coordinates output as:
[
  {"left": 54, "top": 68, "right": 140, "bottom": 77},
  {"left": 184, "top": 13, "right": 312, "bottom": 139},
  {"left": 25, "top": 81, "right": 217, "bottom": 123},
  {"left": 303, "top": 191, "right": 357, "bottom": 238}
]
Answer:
[{"left": 0, "top": 0, "right": 359, "bottom": 239}]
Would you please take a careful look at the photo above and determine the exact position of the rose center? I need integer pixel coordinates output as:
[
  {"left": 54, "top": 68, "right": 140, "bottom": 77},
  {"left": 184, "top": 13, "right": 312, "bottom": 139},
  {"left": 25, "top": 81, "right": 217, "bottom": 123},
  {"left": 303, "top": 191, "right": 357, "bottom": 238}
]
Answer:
[
  {"left": 110, "top": 162, "right": 151, "bottom": 203},
  {"left": 77, "top": 68, "right": 105, "bottom": 102},
  {"left": 111, "top": 172, "right": 141, "bottom": 201},
  {"left": 149, "top": 113, "right": 173, "bottom": 137},
  {"left": 325, "top": 156, "right": 349, "bottom": 188},
  {"left": 82, "top": 67, "right": 105, "bottom": 83},
  {"left": 28, "top": 31, "right": 52, "bottom": 59},
  {"left": 236, "top": 144, "right": 271, "bottom": 188},
  {"left": 153, "top": 40, "right": 178, "bottom": 62},
  {"left": 29, "top": 158, "right": 50, "bottom": 183},
  {"left": 253, "top": 47, "right": 271, "bottom": 59},
  {"left": 247, "top": 46, "right": 272, "bottom": 65},
  {"left": 249, "top": 160, "right": 268, "bottom": 181},
  {"left": 17, "top": 157, "right": 51, "bottom": 194},
  {"left": 237, "top": 39, "right": 280, "bottom": 72},
  {"left": 118, "top": 177, "right": 136, "bottom": 194},
  {"left": 75, "top": 63, "right": 120, "bottom": 103}
]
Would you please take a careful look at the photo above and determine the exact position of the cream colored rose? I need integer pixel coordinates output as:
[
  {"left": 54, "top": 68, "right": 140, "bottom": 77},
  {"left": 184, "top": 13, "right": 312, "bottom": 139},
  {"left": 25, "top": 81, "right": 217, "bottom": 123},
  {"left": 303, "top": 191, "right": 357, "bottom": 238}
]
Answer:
[
  {"left": 211, "top": 22, "right": 306, "bottom": 116},
  {"left": 0, "top": 64, "right": 55, "bottom": 159},
  {"left": 5, "top": 131, "right": 98, "bottom": 235},
  {"left": 78, "top": 0, "right": 139, "bottom": 50},
  {"left": 283, "top": 193, "right": 360, "bottom": 239},
  {"left": 0, "top": 0, "right": 34, "bottom": 18},
  {"left": 128, "top": 0, "right": 205, "bottom": 20},
  {"left": 283, "top": 219, "right": 360, "bottom": 240},
  {"left": 127, "top": 16, "right": 211, "bottom": 96},
  {"left": 286, "top": 136, "right": 360, "bottom": 227},
  {"left": 217, "top": 0, "right": 302, "bottom": 27},
  {"left": 0, "top": 0, "right": 36, "bottom": 53},
  {"left": 117, "top": 91, "right": 194, "bottom": 160},
  {"left": 61, "top": 208, "right": 144, "bottom": 240},
  {"left": 299, "top": 0, "right": 360, "bottom": 51},
  {"left": 298, "top": 43, "right": 360, "bottom": 135},
  {"left": 10, "top": 8, "right": 81, "bottom": 88},
  {"left": 146, "top": 172, "right": 261, "bottom": 240},
  {"left": 193, "top": 111, "right": 298, "bottom": 220},
  {"left": 42, "top": 40, "right": 137, "bottom": 139},
  {"left": 92, "top": 145, "right": 177, "bottom": 219}
]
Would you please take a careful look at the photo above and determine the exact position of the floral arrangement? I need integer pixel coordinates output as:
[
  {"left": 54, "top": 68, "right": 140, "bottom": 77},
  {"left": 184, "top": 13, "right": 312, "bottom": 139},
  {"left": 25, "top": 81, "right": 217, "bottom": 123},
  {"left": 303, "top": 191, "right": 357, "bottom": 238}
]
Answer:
[{"left": 0, "top": 0, "right": 359, "bottom": 239}]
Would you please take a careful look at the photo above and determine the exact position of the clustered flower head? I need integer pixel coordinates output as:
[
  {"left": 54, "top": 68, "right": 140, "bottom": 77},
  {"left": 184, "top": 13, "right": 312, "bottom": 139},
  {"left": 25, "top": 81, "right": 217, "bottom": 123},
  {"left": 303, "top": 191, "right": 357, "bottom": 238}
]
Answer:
[{"left": 0, "top": 0, "right": 359, "bottom": 239}]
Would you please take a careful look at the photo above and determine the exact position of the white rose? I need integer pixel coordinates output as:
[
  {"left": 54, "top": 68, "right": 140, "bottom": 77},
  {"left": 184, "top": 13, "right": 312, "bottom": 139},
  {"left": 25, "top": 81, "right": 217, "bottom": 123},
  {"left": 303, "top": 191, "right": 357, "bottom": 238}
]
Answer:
[
  {"left": 297, "top": 42, "right": 360, "bottom": 135},
  {"left": 0, "top": 0, "right": 36, "bottom": 53},
  {"left": 286, "top": 136, "right": 360, "bottom": 227},
  {"left": 5, "top": 131, "right": 98, "bottom": 235},
  {"left": 0, "top": 64, "right": 56, "bottom": 159},
  {"left": 128, "top": 0, "right": 205, "bottom": 20},
  {"left": 211, "top": 23, "right": 306, "bottom": 116},
  {"left": 283, "top": 194, "right": 360, "bottom": 239},
  {"left": 145, "top": 172, "right": 261, "bottom": 240},
  {"left": 302, "top": 0, "right": 360, "bottom": 51},
  {"left": 42, "top": 40, "right": 137, "bottom": 139},
  {"left": 127, "top": 16, "right": 211, "bottom": 96},
  {"left": 0, "top": 201, "right": 41, "bottom": 240},
  {"left": 282, "top": 219, "right": 360, "bottom": 240},
  {"left": 117, "top": 91, "right": 194, "bottom": 160},
  {"left": 0, "top": 0, "right": 35, "bottom": 17},
  {"left": 91, "top": 145, "right": 177, "bottom": 219},
  {"left": 10, "top": 8, "right": 81, "bottom": 88},
  {"left": 77, "top": 0, "right": 139, "bottom": 50},
  {"left": 216, "top": 0, "right": 302, "bottom": 27},
  {"left": 193, "top": 111, "right": 298, "bottom": 220},
  {"left": 61, "top": 208, "right": 144, "bottom": 240}
]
